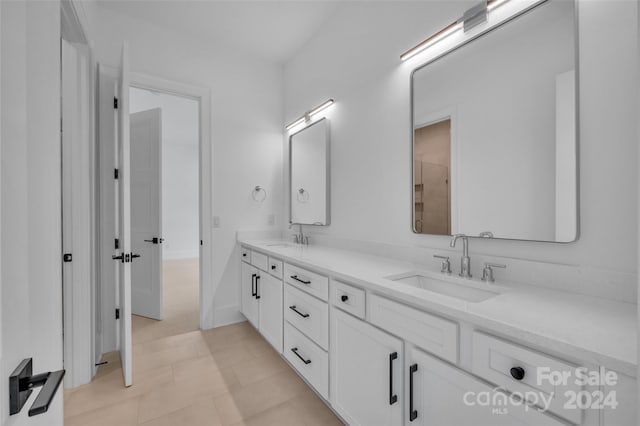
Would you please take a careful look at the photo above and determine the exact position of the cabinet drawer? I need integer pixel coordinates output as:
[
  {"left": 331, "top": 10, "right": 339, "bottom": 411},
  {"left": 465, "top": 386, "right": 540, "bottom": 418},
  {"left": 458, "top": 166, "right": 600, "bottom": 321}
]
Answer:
[
  {"left": 268, "top": 257, "right": 283, "bottom": 279},
  {"left": 240, "top": 246, "right": 251, "bottom": 263},
  {"left": 369, "top": 294, "right": 458, "bottom": 364},
  {"left": 251, "top": 251, "right": 268, "bottom": 271},
  {"left": 331, "top": 280, "right": 365, "bottom": 319},
  {"left": 284, "top": 284, "right": 329, "bottom": 350},
  {"left": 284, "top": 322, "right": 329, "bottom": 400},
  {"left": 472, "top": 332, "right": 582, "bottom": 424},
  {"left": 284, "top": 263, "right": 328, "bottom": 301}
]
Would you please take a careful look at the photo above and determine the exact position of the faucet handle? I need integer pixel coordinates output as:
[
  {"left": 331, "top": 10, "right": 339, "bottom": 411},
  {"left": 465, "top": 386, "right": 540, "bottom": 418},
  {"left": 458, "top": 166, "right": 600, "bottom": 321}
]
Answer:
[
  {"left": 481, "top": 262, "right": 506, "bottom": 283},
  {"left": 433, "top": 255, "right": 452, "bottom": 274}
]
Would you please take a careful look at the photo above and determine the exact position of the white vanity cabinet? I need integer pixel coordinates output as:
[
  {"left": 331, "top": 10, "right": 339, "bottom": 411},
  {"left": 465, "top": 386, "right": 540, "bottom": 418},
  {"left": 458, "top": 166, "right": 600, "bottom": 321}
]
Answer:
[
  {"left": 407, "top": 346, "right": 565, "bottom": 426},
  {"left": 603, "top": 372, "right": 637, "bottom": 426},
  {"left": 330, "top": 307, "right": 404, "bottom": 426},
  {"left": 241, "top": 261, "right": 260, "bottom": 328},
  {"left": 240, "top": 247, "right": 283, "bottom": 353}
]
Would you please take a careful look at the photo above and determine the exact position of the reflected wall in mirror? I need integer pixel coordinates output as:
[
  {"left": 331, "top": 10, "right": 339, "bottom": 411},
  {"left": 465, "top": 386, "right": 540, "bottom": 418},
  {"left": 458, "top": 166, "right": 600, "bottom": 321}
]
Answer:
[
  {"left": 412, "top": 0, "right": 577, "bottom": 242},
  {"left": 290, "top": 118, "right": 330, "bottom": 225}
]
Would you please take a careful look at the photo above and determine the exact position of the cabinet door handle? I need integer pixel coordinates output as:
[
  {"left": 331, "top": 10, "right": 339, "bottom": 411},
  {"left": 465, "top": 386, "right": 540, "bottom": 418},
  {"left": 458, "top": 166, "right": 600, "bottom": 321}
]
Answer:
[
  {"left": 291, "top": 347, "right": 311, "bottom": 364},
  {"left": 389, "top": 352, "right": 398, "bottom": 405},
  {"left": 255, "top": 275, "right": 261, "bottom": 300},
  {"left": 290, "top": 275, "right": 311, "bottom": 285},
  {"left": 289, "top": 305, "right": 310, "bottom": 318},
  {"left": 409, "top": 364, "right": 418, "bottom": 421},
  {"left": 251, "top": 274, "right": 257, "bottom": 297}
]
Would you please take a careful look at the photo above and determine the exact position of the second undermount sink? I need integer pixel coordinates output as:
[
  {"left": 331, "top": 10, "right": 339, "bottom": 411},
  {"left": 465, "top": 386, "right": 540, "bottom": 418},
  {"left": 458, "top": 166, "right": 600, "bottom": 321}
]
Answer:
[{"left": 385, "top": 272, "right": 499, "bottom": 303}]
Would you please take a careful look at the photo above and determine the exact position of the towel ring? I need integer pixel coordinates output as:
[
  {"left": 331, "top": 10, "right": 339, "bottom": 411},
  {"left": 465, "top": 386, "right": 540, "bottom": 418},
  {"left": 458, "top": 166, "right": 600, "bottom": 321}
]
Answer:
[
  {"left": 296, "top": 188, "right": 310, "bottom": 203},
  {"left": 252, "top": 186, "right": 267, "bottom": 203}
]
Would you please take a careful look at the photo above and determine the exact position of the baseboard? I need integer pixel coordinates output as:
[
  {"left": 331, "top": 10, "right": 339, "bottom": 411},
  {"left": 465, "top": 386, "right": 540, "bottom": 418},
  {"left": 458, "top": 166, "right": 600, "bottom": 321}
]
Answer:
[{"left": 202, "top": 304, "right": 245, "bottom": 329}]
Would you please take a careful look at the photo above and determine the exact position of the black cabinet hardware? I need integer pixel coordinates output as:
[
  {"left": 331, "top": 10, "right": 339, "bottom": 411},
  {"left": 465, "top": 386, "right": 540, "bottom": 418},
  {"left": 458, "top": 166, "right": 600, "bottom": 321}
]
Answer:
[
  {"left": 131, "top": 253, "right": 141, "bottom": 260},
  {"left": 290, "top": 275, "right": 311, "bottom": 285},
  {"left": 389, "top": 352, "right": 398, "bottom": 405},
  {"left": 340, "top": 295, "right": 349, "bottom": 302},
  {"left": 251, "top": 274, "right": 257, "bottom": 297},
  {"left": 255, "top": 275, "right": 261, "bottom": 299},
  {"left": 63, "top": 253, "right": 72, "bottom": 263},
  {"left": 9, "top": 359, "right": 65, "bottom": 417},
  {"left": 115, "top": 308, "right": 120, "bottom": 319},
  {"left": 114, "top": 168, "right": 119, "bottom": 179},
  {"left": 242, "top": 253, "right": 247, "bottom": 257},
  {"left": 289, "top": 305, "right": 310, "bottom": 318},
  {"left": 409, "top": 364, "right": 418, "bottom": 421},
  {"left": 291, "top": 347, "right": 311, "bottom": 365},
  {"left": 144, "top": 237, "right": 164, "bottom": 244},
  {"left": 271, "top": 264, "right": 276, "bottom": 270},
  {"left": 510, "top": 366, "right": 525, "bottom": 381}
]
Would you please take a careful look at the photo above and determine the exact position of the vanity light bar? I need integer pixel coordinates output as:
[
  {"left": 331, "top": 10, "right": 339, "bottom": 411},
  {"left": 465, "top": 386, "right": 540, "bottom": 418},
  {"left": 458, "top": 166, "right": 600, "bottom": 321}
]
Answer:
[
  {"left": 400, "top": 0, "right": 509, "bottom": 61},
  {"left": 285, "top": 99, "right": 335, "bottom": 130}
]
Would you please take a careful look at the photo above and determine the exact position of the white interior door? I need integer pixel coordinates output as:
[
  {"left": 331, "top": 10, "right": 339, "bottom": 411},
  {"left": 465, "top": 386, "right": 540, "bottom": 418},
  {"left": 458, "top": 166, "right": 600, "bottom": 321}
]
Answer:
[
  {"left": 117, "top": 43, "right": 133, "bottom": 387},
  {"left": 130, "top": 108, "right": 163, "bottom": 320}
]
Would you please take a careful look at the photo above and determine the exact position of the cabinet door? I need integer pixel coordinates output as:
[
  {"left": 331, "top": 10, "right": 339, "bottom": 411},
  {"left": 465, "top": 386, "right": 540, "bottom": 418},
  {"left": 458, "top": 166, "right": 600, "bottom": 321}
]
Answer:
[
  {"left": 331, "top": 308, "right": 403, "bottom": 426},
  {"left": 407, "top": 347, "right": 564, "bottom": 426},
  {"left": 258, "top": 273, "right": 283, "bottom": 353},
  {"left": 241, "top": 262, "right": 259, "bottom": 328}
]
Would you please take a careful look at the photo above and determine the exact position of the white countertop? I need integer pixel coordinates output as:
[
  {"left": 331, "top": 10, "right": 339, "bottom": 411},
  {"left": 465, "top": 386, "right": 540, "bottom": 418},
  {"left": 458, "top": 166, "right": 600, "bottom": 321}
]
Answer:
[{"left": 240, "top": 239, "right": 637, "bottom": 377}]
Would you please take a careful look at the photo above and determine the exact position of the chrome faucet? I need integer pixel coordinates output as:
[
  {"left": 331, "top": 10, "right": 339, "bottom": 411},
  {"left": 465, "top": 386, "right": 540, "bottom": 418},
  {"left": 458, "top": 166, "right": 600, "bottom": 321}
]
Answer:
[
  {"left": 289, "top": 223, "right": 308, "bottom": 245},
  {"left": 450, "top": 234, "right": 472, "bottom": 278}
]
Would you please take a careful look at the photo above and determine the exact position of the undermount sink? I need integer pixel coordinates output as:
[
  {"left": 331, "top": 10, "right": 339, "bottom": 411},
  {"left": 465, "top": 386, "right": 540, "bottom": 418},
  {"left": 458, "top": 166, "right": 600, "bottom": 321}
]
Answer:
[
  {"left": 265, "top": 243, "right": 296, "bottom": 248},
  {"left": 385, "top": 272, "right": 499, "bottom": 303}
]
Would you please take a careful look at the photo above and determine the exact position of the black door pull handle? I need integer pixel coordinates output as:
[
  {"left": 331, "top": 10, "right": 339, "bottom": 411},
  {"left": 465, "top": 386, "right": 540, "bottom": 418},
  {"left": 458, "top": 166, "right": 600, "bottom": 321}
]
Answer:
[
  {"left": 251, "top": 274, "right": 257, "bottom": 297},
  {"left": 144, "top": 237, "right": 164, "bottom": 244},
  {"left": 9, "top": 358, "right": 65, "bottom": 417},
  {"left": 409, "top": 364, "right": 418, "bottom": 421},
  {"left": 389, "top": 352, "right": 398, "bottom": 405},
  {"left": 131, "top": 253, "right": 141, "bottom": 259},
  {"left": 112, "top": 254, "right": 124, "bottom": 262},
  {"left": 289, "top": 305, "right": 310, "bottom": 318},
  {"left": 255, "top": 275, "right": 261, "bottom": 299},
  {"left": 290, "top": 275, "right": 311, "bottom": 285},
  {"left": 291, "top": 347, "right": 311, "bottom": 364}
]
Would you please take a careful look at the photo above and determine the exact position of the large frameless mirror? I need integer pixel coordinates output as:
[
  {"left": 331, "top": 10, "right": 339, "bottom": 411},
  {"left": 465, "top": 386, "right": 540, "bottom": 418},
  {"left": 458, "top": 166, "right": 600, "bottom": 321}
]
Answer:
[
  {"left": 412, "top": 0, "right": 578, "bottom": 242},
  {"left": 290, "top": 118, "right": 330, "bottom": 226}
]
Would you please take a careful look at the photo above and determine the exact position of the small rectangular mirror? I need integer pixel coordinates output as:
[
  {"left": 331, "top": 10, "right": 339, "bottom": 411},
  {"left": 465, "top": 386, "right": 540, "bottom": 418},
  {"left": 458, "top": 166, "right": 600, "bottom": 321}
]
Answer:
[
  {"left": 412, "top": 0, "right": 577, "bottom": 242},
  {"left": 290, "top": 118, "right": 330, "bottom": 225}
]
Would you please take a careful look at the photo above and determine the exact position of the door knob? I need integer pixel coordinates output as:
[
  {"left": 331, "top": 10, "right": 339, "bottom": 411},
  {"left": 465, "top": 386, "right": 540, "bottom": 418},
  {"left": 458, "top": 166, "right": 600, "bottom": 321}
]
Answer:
[{"left": 9, "top": 358, "right": 65, "bottom": 417}]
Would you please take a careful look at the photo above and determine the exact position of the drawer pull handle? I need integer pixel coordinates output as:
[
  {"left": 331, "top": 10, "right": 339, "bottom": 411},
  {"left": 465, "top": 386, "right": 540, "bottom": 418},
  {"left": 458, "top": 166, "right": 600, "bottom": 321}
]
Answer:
[
  {"left": 271, "top": 264, "right": 277, "bottom": 270},
  {"left": 389, "top": 352, "right": 398, "bottom": 405},
  {"left": 242, "top": 253, "right": 247, "bottom": 257},
  {"left": 409, "top": 364, "right": 418, "bottom": 421},
  {"left": 290, "top": 275, "right": 311, "bottom": 285},
  {"left": 340, "top": 295, "right": 349, "bottom": 302},
  {"left": 510, "top": 367, "right": 525, "bottom": 381},
  {"left": 251, "top": 274, "right": 257, "bottom": 297},
  {"left": 289, "top": 305, "right": 310, "bottom": 318},
  {"left": 291, "top": 347, "right": 311, "bottom": 364}
]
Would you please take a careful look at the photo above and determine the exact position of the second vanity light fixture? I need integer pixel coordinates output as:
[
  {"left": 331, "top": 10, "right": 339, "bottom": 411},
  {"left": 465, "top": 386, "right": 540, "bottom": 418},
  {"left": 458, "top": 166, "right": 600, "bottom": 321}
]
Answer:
[
  {"left": 400, "top": 0, "right": 509, "bottom": 61},
  {"left": 285, "top": 99, "right": 335, "bottom": 130}
]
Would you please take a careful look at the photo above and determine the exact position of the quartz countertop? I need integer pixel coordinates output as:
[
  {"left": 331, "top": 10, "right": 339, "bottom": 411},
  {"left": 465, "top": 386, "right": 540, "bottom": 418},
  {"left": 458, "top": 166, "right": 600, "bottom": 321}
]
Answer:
[{"left": 239, "top": 239, "right": 637, "bottom": 377}]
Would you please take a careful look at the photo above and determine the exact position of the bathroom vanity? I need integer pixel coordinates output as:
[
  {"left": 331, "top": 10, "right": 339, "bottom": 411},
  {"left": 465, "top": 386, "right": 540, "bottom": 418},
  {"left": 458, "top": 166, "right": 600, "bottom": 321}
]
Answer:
[{"left": 239, "top": 240, "right": 636, "bottom": 426}]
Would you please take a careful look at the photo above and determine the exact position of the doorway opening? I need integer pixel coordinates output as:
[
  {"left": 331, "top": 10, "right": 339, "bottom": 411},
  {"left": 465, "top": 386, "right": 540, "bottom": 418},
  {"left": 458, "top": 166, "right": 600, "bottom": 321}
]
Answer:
[{"left": 129, "top": 86, "right": 201, "bottom": 344}]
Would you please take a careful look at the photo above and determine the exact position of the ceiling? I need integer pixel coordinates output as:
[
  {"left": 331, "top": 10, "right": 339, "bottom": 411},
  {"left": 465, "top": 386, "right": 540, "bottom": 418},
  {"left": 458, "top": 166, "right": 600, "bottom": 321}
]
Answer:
[{"left": 96, "top": 0, "right": 344, "bottom": 63}]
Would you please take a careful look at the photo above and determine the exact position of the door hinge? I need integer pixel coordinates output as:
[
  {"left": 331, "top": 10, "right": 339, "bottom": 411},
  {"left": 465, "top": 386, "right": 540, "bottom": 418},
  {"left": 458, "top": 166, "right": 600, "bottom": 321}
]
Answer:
[
  {"left": 113, "top": 97, "right": 118, "bottom": 109},
  {"left": 63, "top": 253, "right": 72, "bottom": 263},
  {"left": 114, "top": 238, "right": 119, "bottom": 250},
  {"left": 114, "top": 168, "right": 119, "bottom": 179},
  {"left": 115, "top": 308, "right": 120, "bottom": 320}
]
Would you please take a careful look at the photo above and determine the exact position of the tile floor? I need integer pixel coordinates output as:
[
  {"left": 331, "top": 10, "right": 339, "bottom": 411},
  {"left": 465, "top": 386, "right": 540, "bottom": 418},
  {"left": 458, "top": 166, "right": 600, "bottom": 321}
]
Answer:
[{"left": 64, "top": 259, "right": 342, "bottom": 425}]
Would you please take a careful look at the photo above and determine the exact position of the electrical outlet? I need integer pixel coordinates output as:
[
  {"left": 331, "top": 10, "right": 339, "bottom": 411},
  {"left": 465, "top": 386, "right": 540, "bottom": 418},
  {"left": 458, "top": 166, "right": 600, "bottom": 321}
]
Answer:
[
  {"left": 213, "top": 216, "right": 221, "bottom": 228},
  {"left": 268, "top": 214, "right": 275, "bottom": 226}
]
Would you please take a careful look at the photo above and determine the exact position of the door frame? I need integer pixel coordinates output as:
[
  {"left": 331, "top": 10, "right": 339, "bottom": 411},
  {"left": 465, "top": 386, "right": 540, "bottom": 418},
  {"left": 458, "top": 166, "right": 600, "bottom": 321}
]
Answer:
[{"left": 128, "top": 72, "right": 212, "bottom": 330}]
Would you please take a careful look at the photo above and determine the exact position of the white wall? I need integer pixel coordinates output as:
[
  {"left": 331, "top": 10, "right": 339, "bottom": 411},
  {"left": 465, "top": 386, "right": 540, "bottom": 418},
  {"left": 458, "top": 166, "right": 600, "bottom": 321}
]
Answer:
[
  {"left": 284, "top": 1, "right": 638, "bottom": 302},
  {"left": 130, "top": 88, "right": 200, "bottom": 260},
  {"left": 84, "top": 4, "right": 284, "bottom": 328}
]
